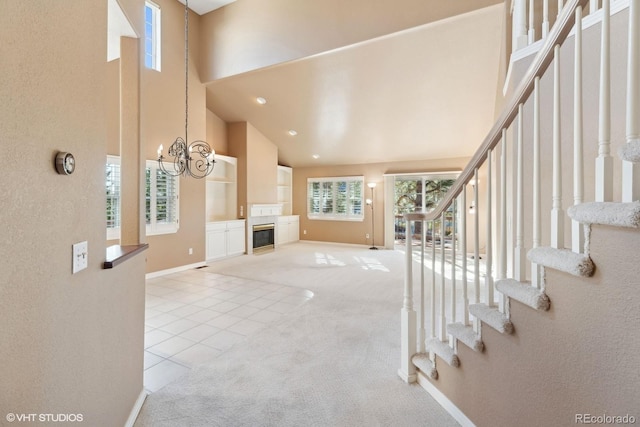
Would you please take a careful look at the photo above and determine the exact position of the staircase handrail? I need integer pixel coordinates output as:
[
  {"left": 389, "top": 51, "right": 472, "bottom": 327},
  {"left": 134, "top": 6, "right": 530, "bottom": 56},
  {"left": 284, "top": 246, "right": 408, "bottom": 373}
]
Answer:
[{"left": 407, "top": 0, "right": 590, "bottom": 223}]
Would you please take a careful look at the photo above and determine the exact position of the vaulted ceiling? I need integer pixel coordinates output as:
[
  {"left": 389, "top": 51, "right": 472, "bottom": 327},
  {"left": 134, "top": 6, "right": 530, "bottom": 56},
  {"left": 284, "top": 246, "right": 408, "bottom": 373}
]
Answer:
[{"left": 196, "top": 1, "right": 506, "bottom": 168}]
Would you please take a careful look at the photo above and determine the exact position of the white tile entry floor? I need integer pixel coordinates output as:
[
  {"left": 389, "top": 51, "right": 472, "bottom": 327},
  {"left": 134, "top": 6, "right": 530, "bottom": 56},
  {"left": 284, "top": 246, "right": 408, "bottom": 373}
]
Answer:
[{"left": 144, "top": 268, "right": 313, "bottom": 393}]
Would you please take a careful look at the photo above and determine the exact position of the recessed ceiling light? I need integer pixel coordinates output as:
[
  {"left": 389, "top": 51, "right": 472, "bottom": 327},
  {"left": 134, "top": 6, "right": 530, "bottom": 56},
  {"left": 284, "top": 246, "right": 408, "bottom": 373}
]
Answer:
[
  {"left": 288, "top": 129, "right": 297, "bottom": 136},
  {"left": 256, "top": 97, "right": 267, "bottom": 105},
  {"left": 312, "top": 154, "right": 320, "bottom": 159}
]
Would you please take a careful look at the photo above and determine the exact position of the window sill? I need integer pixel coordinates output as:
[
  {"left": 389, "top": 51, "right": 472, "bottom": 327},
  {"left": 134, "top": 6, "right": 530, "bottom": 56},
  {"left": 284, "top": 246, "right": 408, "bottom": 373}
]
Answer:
[
  {"left": 103, "top": 244, "right": 149, "bottom": 269},
  {"left": 307, "top": 215, "right": 364, "bottom": 222}
]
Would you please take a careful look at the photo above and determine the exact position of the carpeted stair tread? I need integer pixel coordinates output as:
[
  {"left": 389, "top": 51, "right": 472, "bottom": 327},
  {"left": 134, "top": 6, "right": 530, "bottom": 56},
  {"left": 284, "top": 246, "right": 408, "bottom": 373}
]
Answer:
[
  {"left": 447, "top": 323, "right": 483, "bottom": 352},
  {"left": 527, "top": 246, "right": 595, "bottom": 277},
  {"left": 496, "top": 279, "right": 550, "bottom": 311},
  {"left": 411, "top": 353, "right": 438, "bottom": 379},
  {"left": 425, "top": 338, "right": 460, "bottom": 367},
  {"left": 567, "top": 201, "right": 640, "bottom": 228},
  {"left": 619, "top": 139, "right": 640, "bottom": 162},
  {"left": 469, "top": 304, "right": 513, "bottom": 334}
]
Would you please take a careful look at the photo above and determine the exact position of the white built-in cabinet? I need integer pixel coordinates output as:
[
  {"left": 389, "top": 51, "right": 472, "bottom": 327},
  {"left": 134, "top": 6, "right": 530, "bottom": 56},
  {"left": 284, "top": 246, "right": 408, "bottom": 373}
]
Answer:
[
  {"left": 276, "top": 166, "right": 297, "bottom": 245},
  {"left": 206, "top": 220, "right": 245, "bottom": 261},
  {"left": 277, "top": 165, "right": 293, "bottom": 216},
  {"left": 277, "top": 215, "right": 299, "bottom": 245},
  {"left": 206, "top": 155, "right": 238, "bottom": 221},
  {"left": 206, "top": 155, "right": 245, "bottom": 260}
]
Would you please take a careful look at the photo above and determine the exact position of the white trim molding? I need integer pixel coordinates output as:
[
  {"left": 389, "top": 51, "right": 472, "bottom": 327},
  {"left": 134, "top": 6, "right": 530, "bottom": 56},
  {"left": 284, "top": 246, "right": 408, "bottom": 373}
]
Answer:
[
  {"left": 124, "top": 389, "right": 147, "bottom": 427},
  {"left": 416, "top": 372, "right": 476, "bottom": 427},
  {"left": 145, "top": 261, "right": 207, "bottom": 280}
]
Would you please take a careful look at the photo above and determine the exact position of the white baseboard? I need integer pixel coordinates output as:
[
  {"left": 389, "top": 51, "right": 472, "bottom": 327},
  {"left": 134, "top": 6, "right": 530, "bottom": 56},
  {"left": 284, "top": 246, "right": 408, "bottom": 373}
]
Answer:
[
  {"left": 416, "top": 371, "right": 476, "bottom": 427},
  {"left": 299, "top": 240, "right": 375, "bottom": 249},
  {"left": 145, "top": 261, "right": 207, "bottom": 280},
  {"left": 124, "top": 389, "right": 147, "bottom": 427}
]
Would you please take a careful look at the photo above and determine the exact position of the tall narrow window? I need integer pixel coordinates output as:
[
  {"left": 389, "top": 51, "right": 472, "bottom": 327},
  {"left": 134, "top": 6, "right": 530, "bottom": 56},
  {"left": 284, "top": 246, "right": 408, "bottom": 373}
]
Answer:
[
  {"left": 144, "top": 1, "right": 161, "bottom": 71},
  {"left": 106, "top": 156, "right": 121, "bottom": 240},
  {"left": 145, "top": 160, "right": 179, "bottom": 235}
]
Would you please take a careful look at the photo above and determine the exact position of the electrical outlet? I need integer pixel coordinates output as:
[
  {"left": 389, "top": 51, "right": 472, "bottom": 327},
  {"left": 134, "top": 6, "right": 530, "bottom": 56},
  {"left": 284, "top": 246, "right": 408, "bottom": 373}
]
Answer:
[
  {"left": 366, "top": 233, "right": 370, "bottom": 239},
  {"left": 72, "top": 241, "right": 88, "bottom": 274},
  {"left": 303, "top": 230, "right": 307, "bottom": 235},
  {"left": 188, "top": 248, "right": 193, "bottom": 255}
]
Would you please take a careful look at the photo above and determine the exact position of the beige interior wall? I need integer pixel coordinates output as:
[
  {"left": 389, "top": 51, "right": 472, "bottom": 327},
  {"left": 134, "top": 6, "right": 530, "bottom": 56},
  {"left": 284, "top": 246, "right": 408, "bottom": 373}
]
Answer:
[
  {"left": 207, "top": 109, "right": 228, "bottom": 155},
  {"left": 228, "top": 122, "right": 248, "bottom": 216},
  {"left": 246, "top": 123, "right": 278, "bottom": 205},
  {"left": 141, "top": 0, "right": 208, "bottom": 273},
  {"left": 293, "top": 157, "right": 476, "bottom": 247},
  {"left": 120, "top": 36, "right": 145, "bottom": 245},
  {"left": 0, "top": 2, "right": 145, "bottom": 425},
  {"left": 227, "top": 121, "right": 279, "bottom": 214},
  {"left": 107, "top": 59, "right": 121, "bottom": 156},
  {"left": 198, "top": 0, "right": 503, "bottom": 82}
]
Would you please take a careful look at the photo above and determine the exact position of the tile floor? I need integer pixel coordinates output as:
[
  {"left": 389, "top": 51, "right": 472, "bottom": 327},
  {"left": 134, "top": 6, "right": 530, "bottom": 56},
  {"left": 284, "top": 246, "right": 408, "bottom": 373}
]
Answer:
[{"left": 144, "top": 268, "right": 313, "bottom": 393}]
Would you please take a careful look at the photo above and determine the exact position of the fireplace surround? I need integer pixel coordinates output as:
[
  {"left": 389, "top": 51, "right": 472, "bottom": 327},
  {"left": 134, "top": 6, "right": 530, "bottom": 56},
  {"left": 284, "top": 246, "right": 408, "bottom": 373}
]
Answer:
[{"left": 246, "top": 204, "right": 282, "bottom": 255}]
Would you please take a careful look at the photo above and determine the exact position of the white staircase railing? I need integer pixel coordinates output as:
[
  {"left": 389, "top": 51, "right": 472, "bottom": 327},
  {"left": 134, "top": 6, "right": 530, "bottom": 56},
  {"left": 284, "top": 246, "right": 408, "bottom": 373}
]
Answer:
[
  {"left": 510, "top": 0, "right": 628, "bottom": 52},
  {"left": 399, "top": 0, "right": 640, "bottom": 384}
]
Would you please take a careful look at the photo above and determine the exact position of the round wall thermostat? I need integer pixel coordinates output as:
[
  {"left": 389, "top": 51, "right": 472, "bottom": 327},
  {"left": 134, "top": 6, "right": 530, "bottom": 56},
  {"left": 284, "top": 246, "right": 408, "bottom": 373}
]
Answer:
[{"left": 55, "top": 152, "right": 75, "bottom": 175}]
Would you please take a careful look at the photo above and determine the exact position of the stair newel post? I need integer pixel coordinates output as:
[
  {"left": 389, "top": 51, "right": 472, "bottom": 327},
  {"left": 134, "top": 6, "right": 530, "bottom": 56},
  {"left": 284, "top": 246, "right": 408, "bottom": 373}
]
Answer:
[
  {"left": 622, "top": 0, "right": 640, "bottom": 202},
  {"left": 473, "top": 168, "right": 481, "bottom": 333},
  {"left": 460, "top": 190, "right": 469, "bottom": 326},
  {"left": 486, "top": 150, "right": 494, "bottom": 307},
  {"left": 596, "top": 0, "right": 613, "bottom": 202},
  {"left": 399, "top": 214, "right": 417, "bottom": 383},
  {"left": 543, "top": 0, "right": 550, "bottom": 37},
  {"left": 499, "top": 129, "right": 509, "bottom": 312},
  {"left": 572, "top": 5, "right": 585, "bottom": 254},
  {"left": 431, "top": 220, "right": 436, "bottom": 340},
  {"left": 532, "top": 77, "right": 543, "bottom": 289},
  {"left": 451, "top": 202, "right": 457, "bottom": 329},
  {"left": 513, "top": 0, "right": 528, "bottom": 51},
  {"left": 515, "top": 103, "right": 527, "bottom": 282},
  {"left": 439, "top": 213, "right": 447, "bottom": 342},
  {"left": 551, "top": 44, "right": 565, "bottom": 249},
  {"left": 528, "top": 0, "right": 536, "bottom": 44},
  {"left": 418, "top": 219, "right": 426, "bottom": 353}
]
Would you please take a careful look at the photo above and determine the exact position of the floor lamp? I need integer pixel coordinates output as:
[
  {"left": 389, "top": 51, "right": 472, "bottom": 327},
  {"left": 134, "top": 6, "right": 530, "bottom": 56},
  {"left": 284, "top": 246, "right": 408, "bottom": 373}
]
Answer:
[{"left": 366, "top": 182, "right": 378, "bottom": 250}]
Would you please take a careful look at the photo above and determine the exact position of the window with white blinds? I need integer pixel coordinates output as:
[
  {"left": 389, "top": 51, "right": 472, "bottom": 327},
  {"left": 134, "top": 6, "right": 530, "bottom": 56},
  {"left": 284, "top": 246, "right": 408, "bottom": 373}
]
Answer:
[
  {"left": 307, "top": 176, "right": 364, "bottom": 221},
  {"left": 145, "top": 160, "right": 179, "bottom": 235},
  {"left": 105, "top": 157, "right": 179, "bottom": 239},
  {"left": 106, "top": 156, "right": 121, "bottom": 240}
]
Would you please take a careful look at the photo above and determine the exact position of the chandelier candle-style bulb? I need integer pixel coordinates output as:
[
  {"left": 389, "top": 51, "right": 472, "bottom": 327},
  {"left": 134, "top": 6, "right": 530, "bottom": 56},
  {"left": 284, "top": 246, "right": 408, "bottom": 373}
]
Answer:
[{"left": 157, "top": 145, "right": 163, "bottom": 157}]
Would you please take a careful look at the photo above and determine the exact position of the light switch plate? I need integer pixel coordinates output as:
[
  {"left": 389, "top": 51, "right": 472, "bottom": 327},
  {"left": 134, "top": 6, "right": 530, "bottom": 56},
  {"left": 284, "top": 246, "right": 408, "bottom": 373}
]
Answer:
[{"left": 73, "top": 241, "right": 88, "bottom": 274}]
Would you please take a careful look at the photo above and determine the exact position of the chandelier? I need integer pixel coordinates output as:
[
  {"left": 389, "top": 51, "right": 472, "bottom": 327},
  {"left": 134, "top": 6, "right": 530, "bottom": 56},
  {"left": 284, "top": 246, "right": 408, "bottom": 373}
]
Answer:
[{"left": 157, "top": 0, "right": 215, "bottom": 178}]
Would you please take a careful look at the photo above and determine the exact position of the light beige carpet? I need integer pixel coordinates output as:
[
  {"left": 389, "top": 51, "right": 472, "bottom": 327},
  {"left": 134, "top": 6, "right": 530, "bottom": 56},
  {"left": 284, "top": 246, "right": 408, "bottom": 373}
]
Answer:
[{"left": 135, "top": 242, "right": 458, "bottom": 427}]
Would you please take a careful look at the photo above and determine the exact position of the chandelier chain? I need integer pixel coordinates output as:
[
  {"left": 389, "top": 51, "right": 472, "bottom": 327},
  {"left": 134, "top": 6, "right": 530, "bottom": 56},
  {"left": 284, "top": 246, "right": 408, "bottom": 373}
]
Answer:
[
  {"left": 156, "top": 0, "right": 215, "bottom": 179},
  {"left": 184, "top": 0, "right": 189, "bottom": 144}
]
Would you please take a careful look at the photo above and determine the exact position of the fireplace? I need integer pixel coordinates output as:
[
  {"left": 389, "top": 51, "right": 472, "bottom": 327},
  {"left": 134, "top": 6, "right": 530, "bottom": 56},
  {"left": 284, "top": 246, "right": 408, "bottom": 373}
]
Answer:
[{"left": 253, "top": 223, "right": 275, "bottom": 253}]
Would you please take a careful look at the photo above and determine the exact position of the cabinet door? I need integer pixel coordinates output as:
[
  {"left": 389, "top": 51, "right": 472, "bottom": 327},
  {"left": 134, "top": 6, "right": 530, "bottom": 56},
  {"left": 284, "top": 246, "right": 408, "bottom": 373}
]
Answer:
[
  {"left": 277, "top": 220, "right": 289, "bottom": 245},
  {"left": 289, "top": 218, "right": 299, "bottom": 242},
  {"left": 206, "top": 228, "right": 227, "bottom": 261},
  {"left": 227, "top": 224, "right": 246, "bottom": 256}
]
